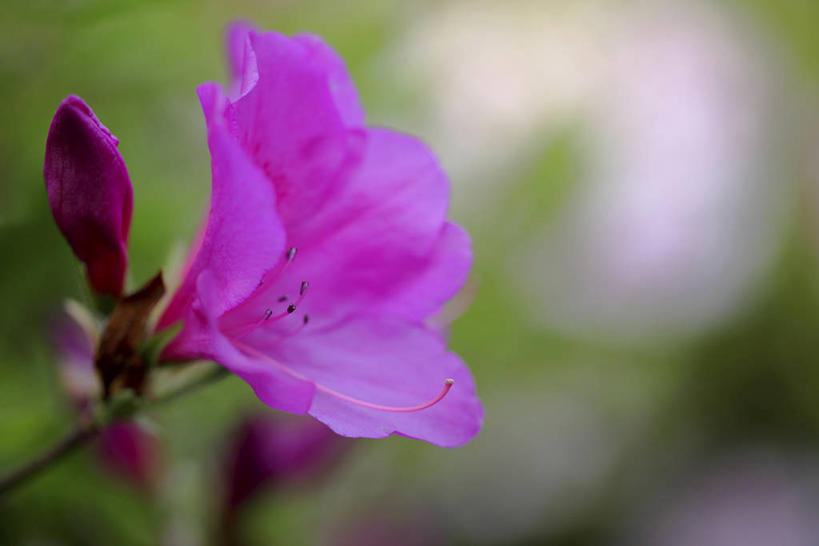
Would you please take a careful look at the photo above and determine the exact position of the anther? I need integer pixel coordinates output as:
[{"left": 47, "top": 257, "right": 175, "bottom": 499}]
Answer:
[
  {"left": 277, "top": 295, "right": 288, "bottom": 303},
  {"left": 256, "top": 247, "right": 298, "bottom": 292},
  {"left": 303, "top": 314, "right": 310, "bottom": 325},
  {"left": 299, "top": 281, "right": 309, "bottom": 296},
  {"left": 287, "top": 303, "right": 297, "bottom": 314},
  {"left": 263, "top": 308, "right": 273, "bottom": 320}
]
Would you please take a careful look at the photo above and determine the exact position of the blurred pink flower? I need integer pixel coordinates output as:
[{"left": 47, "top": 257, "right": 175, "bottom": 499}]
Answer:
[
  {"left": 50, "top": 311, "right": 160, "bottom": 490},
  {"left": 222, "top": 414, "right": 349, "bottom": 512},
  {"left": 509, "top": 4, "right": 784, "bottom": 339},
  {"left": 156, "top": 24, "right": 482, "bottom": 447},
  {"left": 95, "top": 421, "right": 161, "bottom": 491},
  {"left": 44, "top": 95, "right": 133, "bottom": 296},
  {"left": 50, "top": 309, "right": 97, "bottom": 413}
]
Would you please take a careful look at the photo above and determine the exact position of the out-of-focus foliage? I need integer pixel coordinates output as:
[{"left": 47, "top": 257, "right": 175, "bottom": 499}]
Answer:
[{"left": 3, "top": 0, "right": 819, "bottom": 544}]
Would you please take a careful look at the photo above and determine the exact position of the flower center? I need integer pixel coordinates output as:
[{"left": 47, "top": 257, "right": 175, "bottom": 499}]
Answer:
[
  {"left": 225, "top": 247, "right": 310, "bottom": 341},
  {"left": 222, "top": 247, "right": 456, "bottom": 413}
]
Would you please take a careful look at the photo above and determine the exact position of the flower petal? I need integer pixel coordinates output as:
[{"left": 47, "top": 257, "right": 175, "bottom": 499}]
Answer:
[
  {"left": 292, "top": 33, "right": 365, "bottom": 127},
  {"left": 169, "top": 270, "right": 316, "bottom": 413},
  {"left": 229, "top": 31, "right": 363, "bottom": 230},
  {"left": 232, "top": 30, "right": 348, "bottom": 172},
  {"left": 375, "top": 221, "right": 472, "bottom": 321},
  {"left": 224, "top": 128, "right": 464, "bottom": 329},
  {"left": 157, "top": 83, "right": 287, "bottom": 333},
  {"left": 203, "top": 271, "right": 316, "bottom": 414},
  {"left": 260, "top": 318, "right": 483, "bottom": 447},
  {"left": 206, "top": 322, "right": 316, "bottom": 415},
  {"left": 225, "top": 20, "right": 259, "bottom": 99},
  {"left": 44, "top": 95, "right": 133, "bottom": 296}
]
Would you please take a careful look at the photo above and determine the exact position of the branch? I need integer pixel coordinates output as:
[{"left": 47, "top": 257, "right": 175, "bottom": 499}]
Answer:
[
  {"left": 152, "top": 365, "right": 230, "bottom": 407},
  {"left": 0, "top": 363, "right": 229, "bottom": 497},
  {"left": 0, "top": 419, "right": 100, "bottom": 495}
]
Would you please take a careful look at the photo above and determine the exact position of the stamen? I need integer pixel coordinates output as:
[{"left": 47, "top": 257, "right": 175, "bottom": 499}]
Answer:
[
  {"left": 225, "top": 279, "right": 311, "bottom": 340},
  {"left": 257, "top": 247, "right": 298, "bottom": 290},
  {"left": 267, "top": 313, "right": 311, "bottom": 342},
  {"left": 231, "top": 306, "right": 292, "bottom": 340},
  {"left": 318, "top": 378, "right": 455, "bottom": 413},
  {"left": 234, "top": 341, "right": 455, "bottom": 413}
]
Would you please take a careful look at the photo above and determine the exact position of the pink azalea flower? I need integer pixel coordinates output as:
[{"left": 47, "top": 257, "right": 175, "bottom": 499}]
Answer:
[
  {"left": 44, "top": 95, "right": 133, "bottom": 296},
  {"left": 157, "top": 24, "right": 482, "bottom": 447}
]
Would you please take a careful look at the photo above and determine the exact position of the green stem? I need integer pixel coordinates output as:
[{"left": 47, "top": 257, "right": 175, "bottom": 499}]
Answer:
[
  {"left": 151, "top": 365, "right": 230, "bottom": 407},
  {"left": 0, "top": 364, "right": 229, "bottom": 497},
  {"left": 0, "top": 419, "right": 100, "bottom": 496}
]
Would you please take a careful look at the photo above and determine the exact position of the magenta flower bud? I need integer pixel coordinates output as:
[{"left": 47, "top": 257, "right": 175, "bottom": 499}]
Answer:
[
  {"left": 44, "top": 95, "right": 133, "bottom": 296},
  {"left": 222, "top": 414, "right": 349, "bottom": 512},
  {"left": 96, "top": 421, "right": 161, "bottom": 491}
]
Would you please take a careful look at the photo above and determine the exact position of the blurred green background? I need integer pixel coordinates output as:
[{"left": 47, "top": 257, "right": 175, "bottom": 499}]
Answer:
[{"left": 3, "top": 0, "right": 819, "bottom": 544}]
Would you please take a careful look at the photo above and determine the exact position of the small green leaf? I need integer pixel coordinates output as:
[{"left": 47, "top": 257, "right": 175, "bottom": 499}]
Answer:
[
  {"left": 98, "top": 388, "right": 142, "bottom": 424},
  {"left": 140, "top": 321, "right": 183, "bottom": 369}
]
